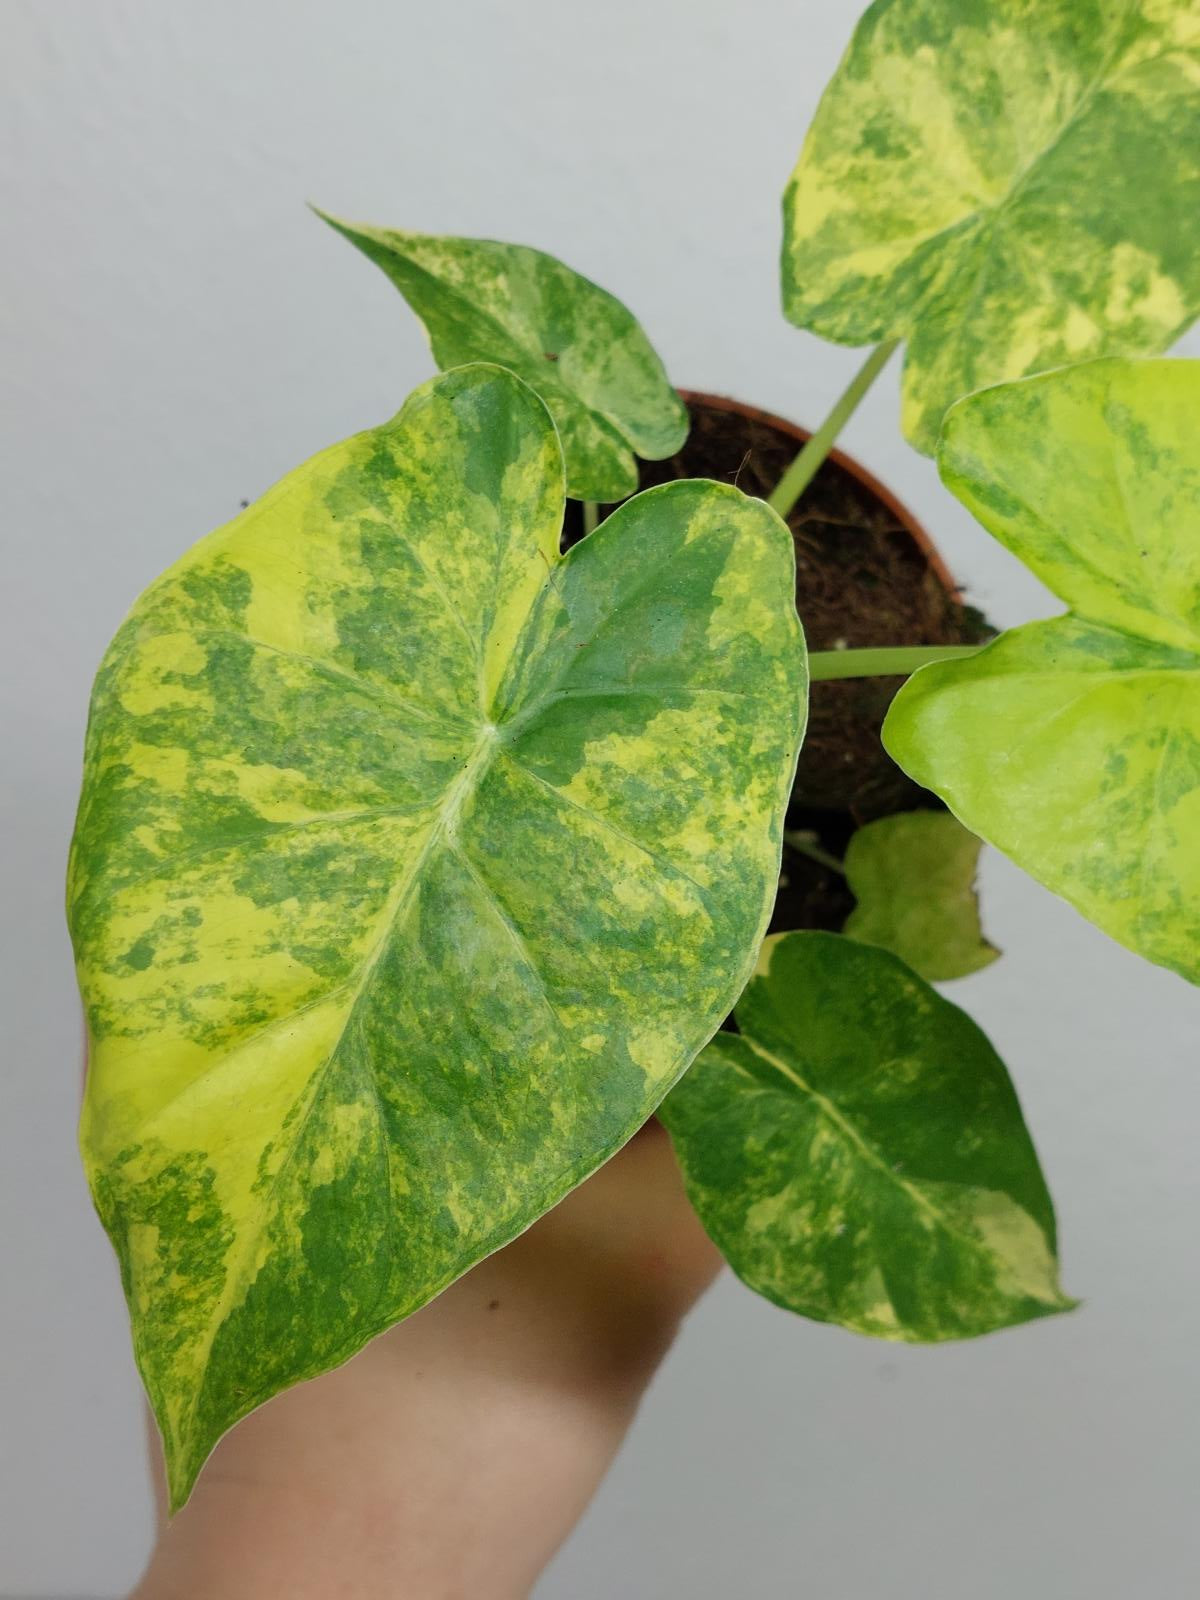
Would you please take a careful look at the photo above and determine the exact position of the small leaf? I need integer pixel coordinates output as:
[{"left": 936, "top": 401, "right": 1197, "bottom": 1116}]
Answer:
[
  {"left": 661, "top": 931, "right": 1073, "bottom": 1342},
  {"left": 69, "top": 363, "right": 805, "bottom": 1508},
  {"left": 884, "top": 356, "right": 1200, "bottom": 984},
  {"left": 843, "top": 811, "right": 999, "bottom": 981},
  {"left": 316, "top": 210, "right": 689, "bottom": 500},
  {"left": 782, "top": 0, "right": 1200, "bottom": 451}
]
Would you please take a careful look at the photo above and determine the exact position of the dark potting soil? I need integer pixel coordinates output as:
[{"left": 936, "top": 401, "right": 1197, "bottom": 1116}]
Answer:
[{"left": 560, "top": 396, "right": 992, "bottom": 936}]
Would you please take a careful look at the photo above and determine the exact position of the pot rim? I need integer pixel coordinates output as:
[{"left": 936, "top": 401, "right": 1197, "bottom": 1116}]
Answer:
[{"left": 677, "top": 388, "right": 961, "bottom": 603}]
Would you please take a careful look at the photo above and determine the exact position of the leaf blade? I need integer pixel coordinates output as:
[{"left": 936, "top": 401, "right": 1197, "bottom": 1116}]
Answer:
[
  {"left": 317, "top": 212, "right": 689, "bottom": 498},
  {"left": 884, "top": 357, "right": 1200, "bottom": 982},
  {"left": 661, "top": 931, "right": 1073, "bottom": 1342},
  {"left": 70, "top": 364, "right": 805, "bottom": 1507},
  {"left": 782, "top": 0, "right": 1200, "bottom": 451},
  {"left": 843, "top": 811, "right": 999, "bottom": 980}
]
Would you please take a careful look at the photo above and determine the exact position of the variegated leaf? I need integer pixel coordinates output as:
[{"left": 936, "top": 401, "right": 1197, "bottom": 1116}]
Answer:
[
  {"left": 69, "top": 363, "right": 805, "bottom": 1509},
  {"left": 661, "top": 931, "right": 1072, "bottom": 1341},
  {"left": 844, "top": 811, "right": 998, "bottom": 980},
  {"left": 317, "top": 210, "right": 688, "bottom": 500},
  {"left": 782, "top": 0, "right": 1200, "bottom": 452},
  {"left": 884, "top": 357, "right": 1200, "bottom": 982}
]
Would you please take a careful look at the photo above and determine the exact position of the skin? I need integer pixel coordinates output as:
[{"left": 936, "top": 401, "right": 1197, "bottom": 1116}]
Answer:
[{"left": 131, "top": 1121, "right": 723, "bottom": 1600}]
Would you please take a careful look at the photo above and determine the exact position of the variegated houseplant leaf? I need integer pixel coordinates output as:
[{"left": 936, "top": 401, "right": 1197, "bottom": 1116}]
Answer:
[
  {"left": 69, "top": 362, "right": 805, "bottom": 1509},
  {"left": 316, "top": 210, "right": 689, "bottom": 500},
  {"left": 843, "top": 811, "right": 998, "bottom": 981},
  {"left": 782, "top": 0, "right": 1200, "bottom": 452},
  {"left": 885, "top": 357, "right": 1200, "bottom": 983},
  {"left": 661, "top": 931, "right": 1073, "bottom": 1341}
]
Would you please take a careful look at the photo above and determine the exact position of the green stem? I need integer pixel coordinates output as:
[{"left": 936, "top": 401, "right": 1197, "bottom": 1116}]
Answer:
[
  {"left": 582, "top": 500, "right": 600, "bottom": 537},
  {"left": 767, "top": 339, "right": 900, "bottom": 520},
  {"left": 807, "top": 644, "right": 982, "bottom": 682},
  {"left": 783, "top": 830, "right": 846, "bottom": 876}
]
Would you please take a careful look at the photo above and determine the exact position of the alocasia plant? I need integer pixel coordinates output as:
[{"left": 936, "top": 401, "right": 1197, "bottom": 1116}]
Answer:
[{"left": 68, "top": 0, "right": 1200, "bottom": 1513}]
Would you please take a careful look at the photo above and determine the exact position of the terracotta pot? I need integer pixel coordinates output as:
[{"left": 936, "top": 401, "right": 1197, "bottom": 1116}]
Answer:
[{"left": 677, "top": 388, "right": 961, "bottom": 601}]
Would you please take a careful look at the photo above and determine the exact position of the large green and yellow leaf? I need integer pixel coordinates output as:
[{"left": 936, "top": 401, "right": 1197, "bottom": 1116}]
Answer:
[
  {"left": 661, "top": 932, "right": 1072, "bottom": 1341},
  {"left": 69, "top": 363, "right": 805, "bottom": 1509},
  {"left": 843, "top": 811, "right": 998, "bottom": 980},
  {"left": 782, "top": 0, "right": 1200, "bottom": 451},
  {"left": 884, "top": 357, "right": 1200, "bottom": 983},
  {"left": 317, "top": 211, "right": 688, "bottom": 500}
]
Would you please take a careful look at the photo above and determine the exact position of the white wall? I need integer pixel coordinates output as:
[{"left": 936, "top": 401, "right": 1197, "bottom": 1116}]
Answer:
[{"left": 2, "top": 2, "right": 1198, "bottom": 1595}]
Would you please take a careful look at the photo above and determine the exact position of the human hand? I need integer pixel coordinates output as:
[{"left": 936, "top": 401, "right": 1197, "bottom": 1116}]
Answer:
[{"left": 132, "top": 1119, "right": 722, "bottom": 1600}]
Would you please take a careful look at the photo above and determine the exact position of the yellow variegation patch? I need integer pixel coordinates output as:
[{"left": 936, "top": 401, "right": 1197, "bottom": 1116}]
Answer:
[
  {"left": 783, "top": 0, "right": 1200, "bottom": 451},
  {"left": 69, "top": 364, "right": 805, "bottom": 1508},
  {"left": 884, "top": 357, "right": 1200, "bottom": 982}
]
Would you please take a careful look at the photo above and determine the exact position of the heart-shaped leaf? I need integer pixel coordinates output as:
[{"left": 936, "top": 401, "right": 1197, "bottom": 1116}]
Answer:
[
  {"left": 661, "top": 931, "right": 1072, "bottom": 1342},
  {"left": 69, "top": 363, "right": 805, "bottom": 1509},
  {"left": 317, "top": 211, "right": 689, "bottom": 500},
  {"left": 884, "top": 356, "right": 1200, "bottom": 983},
  {"left": 782, "top": 0, "right": 1200, "bottom": 451},
  {"left": 843, "top": 811, "right": 999, "bottom": 980}
]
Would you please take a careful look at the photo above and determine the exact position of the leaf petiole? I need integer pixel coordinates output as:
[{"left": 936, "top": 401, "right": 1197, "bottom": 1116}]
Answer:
[
  {"left": 767, "top": 339, "right": 900, "bottom": 520},
  {"left": 783, "top": 830, "right": 846, "bottom": 875},
  {"left": 808, "top": 644, "right": 981, "bottom": 682}
]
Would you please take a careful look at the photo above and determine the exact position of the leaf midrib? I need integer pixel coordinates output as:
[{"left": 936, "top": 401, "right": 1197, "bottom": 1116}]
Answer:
[
  {"left": 723, "top": 1034, "right": 1016, "bottom": 1264},
  {"left": 983, "top": 7, "right": 1139, "bottom": 221},
  {"left": 176, "top": 674, "right": 738, "bottom": 1440},
  {"left": 178, "top": 723, "right": 501, "bottom": 1446},
  {"left": 907, "top": 5, "right": 1147, "bottom": 330}
]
